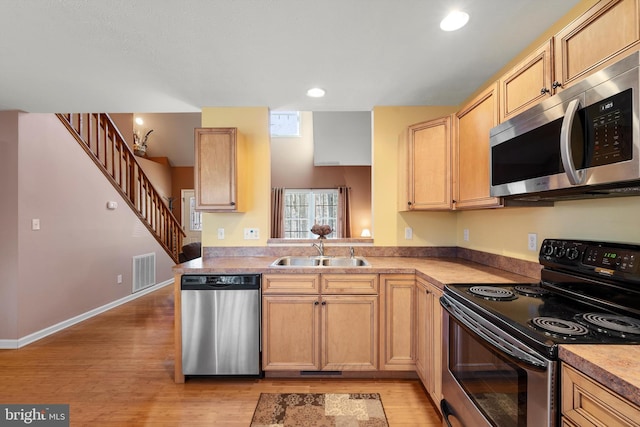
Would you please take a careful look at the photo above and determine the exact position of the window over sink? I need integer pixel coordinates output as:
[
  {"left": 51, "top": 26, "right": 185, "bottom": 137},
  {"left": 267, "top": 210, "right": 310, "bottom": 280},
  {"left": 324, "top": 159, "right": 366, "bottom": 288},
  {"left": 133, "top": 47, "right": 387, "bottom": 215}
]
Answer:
[{"left": 284, "top": 189, "right": 338, "bottom": 239}]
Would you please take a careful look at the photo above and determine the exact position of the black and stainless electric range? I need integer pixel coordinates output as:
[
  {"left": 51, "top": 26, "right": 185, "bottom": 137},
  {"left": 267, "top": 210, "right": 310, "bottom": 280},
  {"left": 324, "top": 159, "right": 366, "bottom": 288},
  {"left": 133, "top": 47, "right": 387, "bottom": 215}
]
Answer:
[{"left": 440, "top": 239, "right": 640, "bottom": 427}]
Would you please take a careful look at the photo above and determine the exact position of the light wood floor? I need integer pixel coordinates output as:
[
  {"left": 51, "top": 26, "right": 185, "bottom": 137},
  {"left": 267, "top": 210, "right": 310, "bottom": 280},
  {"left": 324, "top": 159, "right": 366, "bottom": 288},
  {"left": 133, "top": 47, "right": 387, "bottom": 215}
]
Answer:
[{"left": 0, "top": 285, "right": 442, "bottom": 426}]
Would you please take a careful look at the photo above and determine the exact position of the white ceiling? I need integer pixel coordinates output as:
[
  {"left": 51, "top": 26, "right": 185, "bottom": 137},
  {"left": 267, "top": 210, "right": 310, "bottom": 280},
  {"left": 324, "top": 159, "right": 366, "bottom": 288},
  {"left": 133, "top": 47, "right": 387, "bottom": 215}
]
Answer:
[{"left": 1, "top": 0, "right": 580, "bottom": 113}]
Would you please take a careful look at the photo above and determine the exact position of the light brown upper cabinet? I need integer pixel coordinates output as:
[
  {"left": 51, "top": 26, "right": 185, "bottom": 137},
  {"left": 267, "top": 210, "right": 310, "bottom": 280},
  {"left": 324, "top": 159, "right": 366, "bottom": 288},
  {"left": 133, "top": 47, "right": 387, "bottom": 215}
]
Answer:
[
  {"left": 499, "top": 40, "right": 553, "bottom": 122},
  {"left": 553, "top": 0, "right": 640, "bottom": 91},
  {"left": 454, "top": 83, "right": 503, "bottom": 210},
  {"left": 194, "top": 127, "right": 245, "bottom": 212},
  {"left": 399, "top": 116, "right": 452, "bottom": 211}
]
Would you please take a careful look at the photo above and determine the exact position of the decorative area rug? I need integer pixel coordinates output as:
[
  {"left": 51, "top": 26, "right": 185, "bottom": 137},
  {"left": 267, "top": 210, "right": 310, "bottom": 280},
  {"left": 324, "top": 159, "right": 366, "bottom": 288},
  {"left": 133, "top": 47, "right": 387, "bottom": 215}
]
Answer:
[{"left": 250, "top": 393, "right": 389, "bottom": 426}]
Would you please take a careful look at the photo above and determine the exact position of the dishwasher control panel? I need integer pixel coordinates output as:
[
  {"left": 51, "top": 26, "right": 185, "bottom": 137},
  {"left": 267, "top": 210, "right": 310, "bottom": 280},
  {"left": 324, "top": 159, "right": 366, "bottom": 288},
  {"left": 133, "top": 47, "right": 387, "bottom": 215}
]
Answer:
[{"left": 181, "top": 274, "right": 261, "bottom": 289}]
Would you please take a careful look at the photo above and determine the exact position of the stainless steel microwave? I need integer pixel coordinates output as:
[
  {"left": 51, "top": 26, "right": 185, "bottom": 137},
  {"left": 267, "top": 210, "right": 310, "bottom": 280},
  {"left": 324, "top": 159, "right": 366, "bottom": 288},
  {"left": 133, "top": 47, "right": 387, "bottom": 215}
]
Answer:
[{"left": 490, "top": 51, "right": 640, "bottom": 201}]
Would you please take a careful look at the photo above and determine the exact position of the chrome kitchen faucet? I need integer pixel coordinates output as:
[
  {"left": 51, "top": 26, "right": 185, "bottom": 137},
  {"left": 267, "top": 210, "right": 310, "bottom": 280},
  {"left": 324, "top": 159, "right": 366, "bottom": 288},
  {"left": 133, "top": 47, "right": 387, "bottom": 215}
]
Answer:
[{"left": 312, "top": 241, "right": 324, "bottom": 257}]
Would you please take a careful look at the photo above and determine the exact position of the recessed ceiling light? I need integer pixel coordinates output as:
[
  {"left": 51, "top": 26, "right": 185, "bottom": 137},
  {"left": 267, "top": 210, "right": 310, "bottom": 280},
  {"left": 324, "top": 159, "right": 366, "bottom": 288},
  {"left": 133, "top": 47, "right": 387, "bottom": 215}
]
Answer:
[
  {"left": 440, "top": 10, "right": 469, "bottom": 31},
  {"left": 307, "top": 87, "right": 326, "bottom": 98},
  {"left": 135, "top": 117, "right": 144, "bottom": 125}
]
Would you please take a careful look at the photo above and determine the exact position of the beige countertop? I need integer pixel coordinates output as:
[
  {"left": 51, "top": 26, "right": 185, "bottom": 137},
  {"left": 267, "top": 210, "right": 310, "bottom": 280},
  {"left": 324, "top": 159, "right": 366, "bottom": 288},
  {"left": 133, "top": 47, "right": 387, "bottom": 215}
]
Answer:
[
  {"left": 559, "top": 345, "right": 640, "bottom": 406},
  {"left": 173, "top": 255, "right": 536, "bottom": 290}
]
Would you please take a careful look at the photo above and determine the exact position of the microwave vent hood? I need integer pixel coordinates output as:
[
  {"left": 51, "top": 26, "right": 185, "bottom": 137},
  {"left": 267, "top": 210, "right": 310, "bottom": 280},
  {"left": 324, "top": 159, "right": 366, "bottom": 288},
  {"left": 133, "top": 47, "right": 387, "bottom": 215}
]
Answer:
[
  {"left": 502, "top": 181, "right": 640, "bottom": 202},
  {"left": 490, "top": 51, "right": 640, "bottom": 202}
]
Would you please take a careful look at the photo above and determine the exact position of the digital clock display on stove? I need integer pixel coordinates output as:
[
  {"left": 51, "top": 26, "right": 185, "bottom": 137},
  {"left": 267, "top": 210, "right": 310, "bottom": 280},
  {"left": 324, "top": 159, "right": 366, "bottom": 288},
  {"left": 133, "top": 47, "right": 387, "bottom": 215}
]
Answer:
[{"left": 584, "top": 246, "right": 637, "bottom": 273}]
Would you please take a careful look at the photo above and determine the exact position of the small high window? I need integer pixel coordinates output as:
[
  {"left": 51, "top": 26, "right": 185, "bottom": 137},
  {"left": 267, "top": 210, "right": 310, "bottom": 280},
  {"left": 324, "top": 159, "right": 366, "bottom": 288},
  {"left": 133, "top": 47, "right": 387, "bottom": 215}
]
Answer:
[{"left": 270, "top": 111, "right": 300, "bottom": 137}]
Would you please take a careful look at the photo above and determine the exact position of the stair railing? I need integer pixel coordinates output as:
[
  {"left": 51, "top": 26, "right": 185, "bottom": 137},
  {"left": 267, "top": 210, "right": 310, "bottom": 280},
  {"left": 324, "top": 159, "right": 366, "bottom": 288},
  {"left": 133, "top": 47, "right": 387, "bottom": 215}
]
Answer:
[{"left": 57, "top": 113, "right": 185, "bottom": 263}]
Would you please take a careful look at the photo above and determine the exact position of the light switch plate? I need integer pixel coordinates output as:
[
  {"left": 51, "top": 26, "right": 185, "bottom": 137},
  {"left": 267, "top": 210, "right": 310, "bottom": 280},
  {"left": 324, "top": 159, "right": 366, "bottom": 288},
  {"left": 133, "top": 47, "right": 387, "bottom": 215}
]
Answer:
[
  {"left": 32, "top": 218, "right": 40, "bottom": 230},
  {"left": 405, "top": 227, "right": 413, "bottom": 240},
  {"left": 217, "top": 228, "right": 225, "bottom": 239}
]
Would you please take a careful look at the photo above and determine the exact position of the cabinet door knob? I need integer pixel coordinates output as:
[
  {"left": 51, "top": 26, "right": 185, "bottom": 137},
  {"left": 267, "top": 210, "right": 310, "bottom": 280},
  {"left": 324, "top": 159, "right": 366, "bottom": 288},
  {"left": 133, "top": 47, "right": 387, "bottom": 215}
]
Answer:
[
  {"left": 540, "top": 87, "right": 550, "bottom": 94},
  {"left": 552, "top": 81, "right": 563, "bottom": 89},
  {"left": 230, "top": 201, "right": 236, "bottom": 206},
  {"left": 321, "top": 301, "right": 326, "bottom": 305},
  {"left": 314, "top": 301, "right": 319, "bottom": 305}
]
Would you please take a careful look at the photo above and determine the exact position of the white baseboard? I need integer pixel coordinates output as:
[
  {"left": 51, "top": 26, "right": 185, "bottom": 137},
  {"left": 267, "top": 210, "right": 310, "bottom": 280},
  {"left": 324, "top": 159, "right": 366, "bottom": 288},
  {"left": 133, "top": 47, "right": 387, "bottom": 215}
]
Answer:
[{"left": 0, "top": 279, "right": 173, "bottom": 350}]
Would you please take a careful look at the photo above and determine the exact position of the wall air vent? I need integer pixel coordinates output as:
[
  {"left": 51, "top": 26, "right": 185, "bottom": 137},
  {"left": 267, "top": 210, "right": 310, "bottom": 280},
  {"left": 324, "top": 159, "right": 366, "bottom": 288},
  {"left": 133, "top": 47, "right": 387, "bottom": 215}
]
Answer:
[{"left": 132, "top": 252, "right": 156, "bottom": 293}]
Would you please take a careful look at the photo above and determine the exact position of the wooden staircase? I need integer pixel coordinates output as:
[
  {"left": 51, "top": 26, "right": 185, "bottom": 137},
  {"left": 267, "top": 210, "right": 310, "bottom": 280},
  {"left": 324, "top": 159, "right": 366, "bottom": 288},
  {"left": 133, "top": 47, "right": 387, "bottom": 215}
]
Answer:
[{"left": 57, "top": 113, "right": 185, "bottom": 263}]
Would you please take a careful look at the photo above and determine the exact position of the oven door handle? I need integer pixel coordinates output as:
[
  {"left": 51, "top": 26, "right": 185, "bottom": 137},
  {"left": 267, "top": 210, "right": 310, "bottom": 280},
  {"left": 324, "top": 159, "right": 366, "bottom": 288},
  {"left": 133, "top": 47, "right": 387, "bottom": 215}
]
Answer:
[
  {"left": 442, "top": 296, "right": 548, "bottom": 369},
  {"left": 440, "top": 399, "right": 456, "bottom": 427}
]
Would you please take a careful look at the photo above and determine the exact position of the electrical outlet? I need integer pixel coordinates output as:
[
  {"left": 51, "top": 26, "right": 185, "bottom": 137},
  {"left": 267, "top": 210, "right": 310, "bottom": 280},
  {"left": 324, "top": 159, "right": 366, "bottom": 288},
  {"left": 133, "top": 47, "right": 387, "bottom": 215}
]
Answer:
[
  {"left": 463, "top": 228, "right": 469, "bottom": 242},
  {"left": 528, "top": 233, "right": 538, "bottom": 251},
  {"left": 217, "top": 228, "right": 225, "bottom": 239},
  {"left": 244, "top": 228, "right": 260, "bottom": 240},
  {"left": 117, "top": 274, "right": 123, "bottom": 284},
  {"left": 405, "top": 227, "right": 413, "bottom": 240}
]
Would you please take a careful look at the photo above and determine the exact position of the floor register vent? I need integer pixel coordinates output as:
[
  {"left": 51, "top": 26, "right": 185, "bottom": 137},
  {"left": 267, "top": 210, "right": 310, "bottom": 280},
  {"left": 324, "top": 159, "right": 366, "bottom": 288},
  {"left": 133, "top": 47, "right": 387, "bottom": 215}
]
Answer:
[{"left": 133, "top": 252, "right": 156, "bottom": 293}]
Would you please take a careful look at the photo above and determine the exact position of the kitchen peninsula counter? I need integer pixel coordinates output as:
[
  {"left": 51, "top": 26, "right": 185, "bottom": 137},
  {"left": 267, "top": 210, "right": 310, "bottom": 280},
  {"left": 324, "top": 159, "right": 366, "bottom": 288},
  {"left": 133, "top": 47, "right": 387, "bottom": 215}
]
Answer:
[
  {"left": 173, "top": 254, "right": 536, "bottom": 383},
  {"left": 172, "top": 254, "right": 638, "bottom": 400}
]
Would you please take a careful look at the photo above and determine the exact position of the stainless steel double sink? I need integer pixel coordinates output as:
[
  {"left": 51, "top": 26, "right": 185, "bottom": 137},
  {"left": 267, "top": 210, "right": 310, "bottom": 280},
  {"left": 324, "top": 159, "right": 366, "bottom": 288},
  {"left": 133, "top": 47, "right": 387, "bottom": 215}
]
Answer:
[{"left": 270, "top": 255, "right": 370, "bottom": 267}]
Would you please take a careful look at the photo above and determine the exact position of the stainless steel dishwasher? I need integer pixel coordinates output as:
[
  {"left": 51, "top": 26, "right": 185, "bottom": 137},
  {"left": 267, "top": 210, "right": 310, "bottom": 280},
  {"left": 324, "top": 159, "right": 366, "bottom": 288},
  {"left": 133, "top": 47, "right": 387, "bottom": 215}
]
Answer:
[{"left": 181, "top": 274, "right": 261, "bottom": 376}]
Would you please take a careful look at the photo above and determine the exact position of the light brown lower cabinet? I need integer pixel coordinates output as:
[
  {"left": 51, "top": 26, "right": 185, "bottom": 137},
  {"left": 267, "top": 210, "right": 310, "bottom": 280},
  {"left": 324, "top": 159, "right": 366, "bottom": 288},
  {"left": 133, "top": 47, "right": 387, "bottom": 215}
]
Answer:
[
  {"left": 379, "top": 274, "right": 416, "bottom": 370},
  {"left": 561, "top": 363, "right": 640, "bottom": 427},
  {"left": 262, "top": 294, "right": 321, "bottom": 370},
  {"left": 320, "top": 295, "right": 378, "bottom": 371},
  {"left": 262, "top": 274, "right": 378, "bottom": 371},
  {"left": 415, "top": 277, "right": 443, "bottom": 408}
]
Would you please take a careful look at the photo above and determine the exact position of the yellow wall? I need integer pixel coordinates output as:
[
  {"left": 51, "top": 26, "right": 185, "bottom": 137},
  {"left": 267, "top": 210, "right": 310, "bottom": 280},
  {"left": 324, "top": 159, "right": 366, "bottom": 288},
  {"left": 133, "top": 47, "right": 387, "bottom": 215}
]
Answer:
[
  {"left": 457, "top": 198, "right": 640, "bottom": 262},
  {"left": 372, "top": 106, "right": 458, "bottom": 246},
  {"left": 200, "top": 107, "right": 270, "bottom": 246}
]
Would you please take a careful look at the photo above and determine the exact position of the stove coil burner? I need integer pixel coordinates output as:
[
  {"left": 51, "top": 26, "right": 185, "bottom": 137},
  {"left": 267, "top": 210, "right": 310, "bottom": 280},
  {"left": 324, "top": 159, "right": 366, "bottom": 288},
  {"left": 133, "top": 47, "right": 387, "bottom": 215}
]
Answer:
[
  {"left": 513, "top": 285, "right": 549, "bottom": 297},
  {"left": 578, "top": 313, "right": 640, "bottom": 338},
  {"left": 468, "top": 286, "right": 517, "bottom": 301},
  {"left": 530, "top": 317, "right": 590, "bottom": 337}
]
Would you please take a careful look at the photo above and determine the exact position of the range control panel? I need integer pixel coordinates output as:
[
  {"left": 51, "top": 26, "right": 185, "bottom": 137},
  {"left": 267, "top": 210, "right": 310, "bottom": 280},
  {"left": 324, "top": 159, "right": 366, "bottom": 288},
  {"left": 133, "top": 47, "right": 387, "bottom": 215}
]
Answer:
[{"left": 540, "top": 239, "right": 640, "bottom": 281}]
